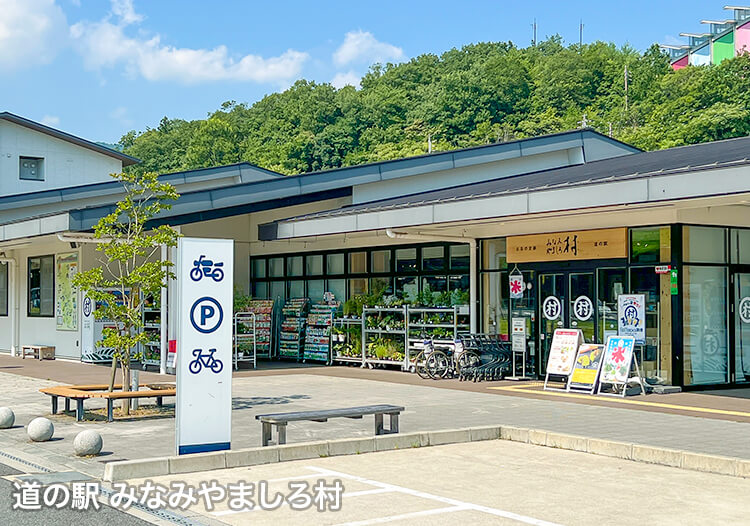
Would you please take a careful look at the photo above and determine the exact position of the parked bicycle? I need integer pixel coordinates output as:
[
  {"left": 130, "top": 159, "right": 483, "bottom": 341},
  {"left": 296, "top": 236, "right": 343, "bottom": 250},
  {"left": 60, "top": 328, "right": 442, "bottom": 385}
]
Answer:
[
  {"left": 412, "top": 336, "right": 480, "bottom": 380},
  {"left": 188, "top": 348, "right": 224, "bottom": 374},
  {"left": 190, "top": 255, "right": 224, "bottom": 282}
]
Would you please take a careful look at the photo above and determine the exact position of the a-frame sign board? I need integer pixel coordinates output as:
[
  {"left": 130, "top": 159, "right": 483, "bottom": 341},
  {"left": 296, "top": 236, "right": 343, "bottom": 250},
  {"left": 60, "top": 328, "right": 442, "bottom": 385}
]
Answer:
[
  {"left": 597, "top": 335, "right": 646, "bottom": 397},
  {"left": 543, "top": 329, "right": 583, "bottom": 392}
]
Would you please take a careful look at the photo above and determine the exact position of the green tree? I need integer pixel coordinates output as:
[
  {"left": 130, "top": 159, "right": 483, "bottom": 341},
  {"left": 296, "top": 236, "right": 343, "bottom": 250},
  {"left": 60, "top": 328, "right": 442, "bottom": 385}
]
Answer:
[{"left": 73, "top": 172, "right": 179, "bottom": 415}]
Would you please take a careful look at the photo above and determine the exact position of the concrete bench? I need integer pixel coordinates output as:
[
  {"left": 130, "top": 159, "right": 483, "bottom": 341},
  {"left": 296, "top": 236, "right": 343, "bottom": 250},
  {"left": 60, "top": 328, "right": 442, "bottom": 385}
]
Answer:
[
  {"left": 21, "top": 345, "right": 55, "bottom": 360},
  {"left": 255, "top": 404, "right": 405, "bottom": 446},
  {"left": 40, "top": 384, "right": 175, "bottom": 422}
]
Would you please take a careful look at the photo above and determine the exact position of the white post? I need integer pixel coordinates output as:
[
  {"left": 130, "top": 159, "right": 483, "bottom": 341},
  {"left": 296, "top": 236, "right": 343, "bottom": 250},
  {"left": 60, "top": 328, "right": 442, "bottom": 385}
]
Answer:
[
  {"left": 159, "top": 244, "right": 168, "bottom": 375},
  {"left": 469, "top": 240, "right": 477, "bottom": 333}
]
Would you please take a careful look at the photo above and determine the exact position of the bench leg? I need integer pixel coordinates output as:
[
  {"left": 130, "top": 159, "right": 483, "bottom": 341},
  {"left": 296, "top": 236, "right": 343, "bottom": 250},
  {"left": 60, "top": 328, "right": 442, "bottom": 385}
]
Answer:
[
  {"left": 64, "top": 398, "right": 70, "bottom": 413},
  {"left": 107, "top": 399, "right": 114, "bottom": 423},
  {"left": 277, "top": 423, "right": 287, "bottom": 445},
  {"left": 156, "top": 396, "right": 163, "bottom": 407},
  {"left": 75, "top": 399, "right": 84, "bottom": 422},
  {"left": 375, "top": 413, "right": 384, "bottom": 435},
  {"left": 262, "top": 422, "right": 272, "bottom": 447},
  {"left": 51, "top": 396, "right": 58, "bottom": 415},
  {"left": 389, "top": 413, "right": 400, "bottom": 434}
]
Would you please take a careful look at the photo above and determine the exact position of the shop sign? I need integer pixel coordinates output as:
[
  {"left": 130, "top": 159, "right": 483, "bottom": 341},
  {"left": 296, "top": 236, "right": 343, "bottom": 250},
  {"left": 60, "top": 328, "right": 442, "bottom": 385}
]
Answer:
[
  {"left": 573, "top": 296, "right": 593, "bottom": 321},
  {"left": 617, "top": 294, "right": 645, "bottom": 344},
  {"left": 542, "top": 296, "right": 562, "bottom": 321},
  {"left": 546, "top": 329, "right": 582, "bottom": 376},
  {"left": 655, "top": 265, "right": 671, "bottom": 274},
  {"left": 176, "top": 238, "right": 234, "bottom": 456},
  {"left": 511, "top": 318, "right": 526, "bottom": 354},
  {"left": 739, "top": 297, "right": 750, "bottom": 324},
  {"left": 509, "top": 274, "right": 524, "bottom": 299},
  {"left": 568, "top": 344, "right": 605, "bottom": 393},
  {"left": 507, "top": 228, "right": 627, "bottom": 263},
  {"left": 670, "top": 269, "right": 679, "bottom": 295},
  {"left": 599, "top": 336, "right": 636, "bottom": 385}
]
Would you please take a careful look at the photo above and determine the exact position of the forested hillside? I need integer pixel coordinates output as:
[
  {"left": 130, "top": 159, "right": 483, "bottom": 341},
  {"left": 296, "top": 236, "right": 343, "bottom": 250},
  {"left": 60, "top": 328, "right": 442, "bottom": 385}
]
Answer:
[{"left": 121, "top": 37, "right": 750, "bottom": 176}]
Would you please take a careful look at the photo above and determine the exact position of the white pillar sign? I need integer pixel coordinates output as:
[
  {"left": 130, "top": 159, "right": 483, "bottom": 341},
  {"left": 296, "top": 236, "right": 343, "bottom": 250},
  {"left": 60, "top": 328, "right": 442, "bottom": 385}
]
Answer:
[{"left": 176, "top": 238, "right": 233, "bottom": 455}]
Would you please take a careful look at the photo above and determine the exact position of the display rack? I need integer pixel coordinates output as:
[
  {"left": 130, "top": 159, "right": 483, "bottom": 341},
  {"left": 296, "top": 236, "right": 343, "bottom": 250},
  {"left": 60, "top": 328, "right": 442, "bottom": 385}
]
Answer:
[
  {"left": 303, "top": 302, "right": 339, "bottom": 363},
  {"left": 407, "top": 306, "right": 468, "bottom": 366},
  {"left": 279, "top": 298, "right": 309, "bottom": 360},
  {"left": 233, "top": 312, "right": 257, "bottom": 369},
  {"left": 362, "top": 306, "right": 408, "bottom": 369},
  {"left": 141, "top": 292, "right": 162, "bottom": 369},
  {"left": 331, "top": 318, "right": 364, "bottom": 365},
  {"left": 246, "top": 299, "right": 275, "bottom": 359}
]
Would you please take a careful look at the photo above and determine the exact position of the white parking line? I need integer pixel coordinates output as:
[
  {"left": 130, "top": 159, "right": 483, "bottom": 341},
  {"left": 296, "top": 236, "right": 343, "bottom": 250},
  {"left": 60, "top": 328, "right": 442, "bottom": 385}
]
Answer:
[
  {"left": 308, "top": 467, "right": 563, "bottom": 526},
  {"left": 334, "top": 506, "right": 468, "bottom": 525}
]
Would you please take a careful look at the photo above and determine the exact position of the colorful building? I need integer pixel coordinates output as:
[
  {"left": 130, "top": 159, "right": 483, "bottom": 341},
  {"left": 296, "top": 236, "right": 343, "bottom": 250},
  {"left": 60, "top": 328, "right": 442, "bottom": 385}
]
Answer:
[{"left": 661, "top": 6, "right": 750, "bottom": 69}]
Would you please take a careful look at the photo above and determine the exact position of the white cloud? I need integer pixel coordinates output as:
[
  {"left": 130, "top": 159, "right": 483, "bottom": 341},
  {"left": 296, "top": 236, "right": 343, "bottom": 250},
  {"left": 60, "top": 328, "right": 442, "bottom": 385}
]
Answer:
[
  {"left": 333, "top": 30, "right": 403, "bottom": 67},
  {"left": 41, "top": 115, "right": 60, "bottom": 127},
  {"left": 331, "top": 71, "right": 361, "bottom": 89},
  {"left": 109, "top": 106, "right": 133, "bottom": 126},
  {"left": 70, "top": 1, "right": 309, "bottom": 84},
  {"left": 0, "top": 0, "right": 68, "bottom": 71}
]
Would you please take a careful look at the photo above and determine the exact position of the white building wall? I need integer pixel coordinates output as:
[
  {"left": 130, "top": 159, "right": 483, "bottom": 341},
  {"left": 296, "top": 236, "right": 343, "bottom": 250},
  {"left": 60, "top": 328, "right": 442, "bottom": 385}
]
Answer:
[{"left": 0, "top": 120, "right": 123, "bottom": 196}]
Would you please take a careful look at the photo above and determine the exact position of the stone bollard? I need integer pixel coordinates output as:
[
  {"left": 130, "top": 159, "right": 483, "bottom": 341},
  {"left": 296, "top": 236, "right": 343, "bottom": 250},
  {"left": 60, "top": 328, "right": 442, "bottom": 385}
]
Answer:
[
  {"left": 73, "top": 430, "right": 103, "bottom": 456},
  {"left": 0, "top": 407, "right": 15, "bottom": 429},
  {"left": 27, "top": 417, "right": 54, "bottom": 442}
]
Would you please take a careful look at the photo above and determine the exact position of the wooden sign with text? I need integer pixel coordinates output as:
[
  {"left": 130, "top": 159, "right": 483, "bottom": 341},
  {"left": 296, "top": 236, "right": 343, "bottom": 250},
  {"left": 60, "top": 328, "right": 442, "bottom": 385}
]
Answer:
[{"left": 507, "top": 228, "right": 627, "bottom": 263}]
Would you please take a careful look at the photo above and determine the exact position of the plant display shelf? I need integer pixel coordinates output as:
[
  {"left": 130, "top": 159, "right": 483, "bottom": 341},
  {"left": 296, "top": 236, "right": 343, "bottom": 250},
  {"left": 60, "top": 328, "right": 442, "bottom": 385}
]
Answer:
[
  {"left": 279, "top": 298, "right": 309, "bottom": 361},
  {"left": 406, "top": 306, "right": 468, "bottom": 365},
  {"left": 246, "top": 299, "right": 275, "bottom": 359},
  {"left": 332, "top": 318, "right": 364, "bottom": 365},
  {"left": 303, "top": 303, "right": 339, "bottom": 363},
  {"left": 234, "top": 312, "right": 257, "bottom": 370},
  {"left": 141, "top": 293, "right": 162, "bottom": 369},
  {"left": 362, "top": 306, "right": 408, "bottom": 370}
]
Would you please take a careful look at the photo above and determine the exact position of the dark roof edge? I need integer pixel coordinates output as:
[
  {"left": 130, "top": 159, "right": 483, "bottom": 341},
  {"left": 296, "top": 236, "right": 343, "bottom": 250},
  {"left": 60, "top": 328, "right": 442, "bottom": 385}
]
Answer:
[{"left": 0, "top": 112, "right": 140, "bottom": 166}]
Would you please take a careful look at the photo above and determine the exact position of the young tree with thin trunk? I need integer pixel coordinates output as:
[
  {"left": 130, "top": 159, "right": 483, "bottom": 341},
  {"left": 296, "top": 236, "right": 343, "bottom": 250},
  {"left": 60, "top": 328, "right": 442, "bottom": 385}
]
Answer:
[{"left": 73, "top": 171, "right": 179, "bottom": 416}]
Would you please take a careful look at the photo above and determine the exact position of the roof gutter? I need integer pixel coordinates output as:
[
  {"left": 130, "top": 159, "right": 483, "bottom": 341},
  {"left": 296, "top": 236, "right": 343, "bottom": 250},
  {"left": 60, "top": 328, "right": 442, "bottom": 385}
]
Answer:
[{"left": 386, "top": 229, "right": 477, "bottom": 333}]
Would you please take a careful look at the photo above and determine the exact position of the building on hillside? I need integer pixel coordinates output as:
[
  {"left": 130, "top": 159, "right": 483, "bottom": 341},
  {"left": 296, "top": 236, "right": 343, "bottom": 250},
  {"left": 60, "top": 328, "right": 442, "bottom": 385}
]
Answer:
[
  {"left": 660, "top": 6, "right": 750, "bottom": 69},
  {"left": 2, "top": 113, "right": 750, "bottom": 391}
]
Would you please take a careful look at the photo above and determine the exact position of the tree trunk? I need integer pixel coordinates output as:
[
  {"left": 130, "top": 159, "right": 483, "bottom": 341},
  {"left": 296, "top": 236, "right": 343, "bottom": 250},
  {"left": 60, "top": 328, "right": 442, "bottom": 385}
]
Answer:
[
  {"left": 108, "top": 357, "right": 118, "bottom": 392},
  {"left": 122, "top": 358, "right": 131, "bottom": 416}
]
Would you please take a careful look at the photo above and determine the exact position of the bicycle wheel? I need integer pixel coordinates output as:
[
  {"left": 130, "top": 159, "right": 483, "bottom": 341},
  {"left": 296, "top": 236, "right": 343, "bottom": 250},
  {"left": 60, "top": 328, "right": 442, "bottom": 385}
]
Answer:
[
  {"left": 414, "top": 351, "right": 431, "bottom": 380},
  {"left": 427, "top": 350, "right": 450, "bottom": 379}
]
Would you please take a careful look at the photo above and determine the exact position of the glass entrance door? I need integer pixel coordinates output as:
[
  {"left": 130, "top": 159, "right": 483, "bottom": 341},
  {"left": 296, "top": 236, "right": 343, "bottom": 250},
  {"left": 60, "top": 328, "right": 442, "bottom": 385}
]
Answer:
[
  {"left": 569, "top": 273, "right": 595, "bottom": 343},
  {"left": 734, "top": 273, "right": 750, "bottom": 383},
  {"left": 539, "top": 273, "right": 565, "bottom": 374}
]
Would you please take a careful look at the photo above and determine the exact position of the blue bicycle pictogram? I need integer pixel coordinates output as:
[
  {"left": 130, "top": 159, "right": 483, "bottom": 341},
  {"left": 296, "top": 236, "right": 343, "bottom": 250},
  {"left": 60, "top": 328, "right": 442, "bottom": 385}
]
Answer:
[
  {"left": 190, "top": 255, "right": 224, "bottom": 282},
  {"left": 188, "top": 348, "right": 224, "bottom": 374}
]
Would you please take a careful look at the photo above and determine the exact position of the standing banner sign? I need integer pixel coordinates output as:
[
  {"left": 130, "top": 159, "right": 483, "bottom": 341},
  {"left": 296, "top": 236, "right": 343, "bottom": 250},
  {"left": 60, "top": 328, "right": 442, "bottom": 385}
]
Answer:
[
  {"left": 176, "top": 238, "right": 233, "bottom": 455},
  {"left": 544, "top": 329, "right": 583, "bottom": 391},
  {"left": 597, "top": 335, "right": 645, "bottom": 397},
  {"left": 617, "top": 294, "right": 645, "bottom": 344},
  {"left": 567, "top": 344, "right": 604, "bottom": 394}
]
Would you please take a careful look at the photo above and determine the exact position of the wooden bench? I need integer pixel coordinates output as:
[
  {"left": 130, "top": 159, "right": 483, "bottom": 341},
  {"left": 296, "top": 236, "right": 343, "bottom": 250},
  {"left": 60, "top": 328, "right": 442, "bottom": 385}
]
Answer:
[
  {"left": 40, "top": 384, "right": 176, "bottom": 422},
  {"left": 255, "top": 404, "right": 404, "bottom": 446},
  {"left": 21, "top": 345, "right": 55, "bottom": 360}
]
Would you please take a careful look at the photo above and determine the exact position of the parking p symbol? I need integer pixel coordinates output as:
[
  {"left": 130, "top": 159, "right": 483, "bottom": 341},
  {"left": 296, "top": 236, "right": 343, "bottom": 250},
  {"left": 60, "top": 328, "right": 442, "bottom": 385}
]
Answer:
[{"left": 190, "top": 297, "right": 223, "bottom": 334}]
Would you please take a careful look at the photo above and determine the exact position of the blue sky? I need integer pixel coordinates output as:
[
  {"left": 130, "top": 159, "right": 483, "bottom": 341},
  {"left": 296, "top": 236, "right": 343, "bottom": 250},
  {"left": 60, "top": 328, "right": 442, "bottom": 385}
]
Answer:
[{"left": 0, "top": 0, "right": 735, "bottom": 143}]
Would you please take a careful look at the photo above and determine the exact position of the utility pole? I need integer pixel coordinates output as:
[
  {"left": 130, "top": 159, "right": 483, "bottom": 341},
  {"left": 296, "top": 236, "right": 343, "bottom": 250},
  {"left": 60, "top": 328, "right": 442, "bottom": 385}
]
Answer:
[
  {"left": 428, "top": 134, "right": 432, "bottom": 154},
  {"left": 532, "top": 19, "right": 537, "bottom": 46},
  {"left": 624, "top": 64, "right": 629, "bottom": 113},
  {"left": 579, "top": 19, "right": 584, "bottom": 48}
]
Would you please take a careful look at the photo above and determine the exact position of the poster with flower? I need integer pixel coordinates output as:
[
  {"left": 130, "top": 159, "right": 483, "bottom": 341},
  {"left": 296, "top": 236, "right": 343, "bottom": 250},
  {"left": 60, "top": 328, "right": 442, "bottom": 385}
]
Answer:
[
  {"left": 55, "top": 252, "right": 79, "bottom": 331},
  {"left": 600, "top": 336, "right": 636, "bottom": 384}
]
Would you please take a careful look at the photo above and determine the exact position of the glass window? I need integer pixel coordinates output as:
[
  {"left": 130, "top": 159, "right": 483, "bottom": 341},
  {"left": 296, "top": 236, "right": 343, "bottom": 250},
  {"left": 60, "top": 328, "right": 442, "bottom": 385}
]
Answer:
[
  {"left": 307, "top": 279, "right": 324, "bottom": 300},
  {"left": 19, "top": 157, "right": 44, "bottom": 181},
  {"left": 252, "top": 281, "right": 268, "bottom": 299},
  {"left": 422, "top": 246, "right": 445, "bottom": 271},
  {"left": 395, "top": 248, "right": 417, "bottom": 272},
  {"left": 28, "top": 255, "right": 54, "bottom": 317},
  {"left": 630, "top": 226, "right": 670, "bottom": 264},
  {"left": 482, "top": 238, "right": 507, "bottom": 270},
  {"left": 449, "top": 275, "right": 469, "bottom": 305},
  {"left": 0, "top": 262, "right": 7, "bottom": 316},
  {"left": 349, "top": 252, "right": 367, "bottom": 274},
  {"left": 251, "top": 259, "right": 266, "bottom": 279},
  {"left": 269, "top": 257, "right": 284, "bottom": 278},
  {"left": 288, "top": 280, "right": 305, "bottom": 298},
  {"left": 371, "top": 250, "right": 391, "bottom": 273},
  {"left": 349, "top": 278, "right": 368, "bottom": 297},
  {"left": 396, "top": 276, "right": 418, "bottom": 302},
  {"left": 421, "top": 275, "right": 448, "bottom": 305},
  {"left": 683, "top": 226, "right": 726, "bottom": 264},
  {"left": 730, "top": 229, "right": 750, "bottom": 264},
  {"left": 631, "top": 267, "right": 673, "bottom": 385},
  {"left": 269, "top": 280, "right": 286, "bottom": 301},
  {"left": 287, "top": 256, "right": 303, "bottom": 277},
  {"left": 683, "top": 266, "right": 729, "bottom": 385},
  {"left": 327, "top": 253, "right": 344, "bottom": 275},
  {"left": 370, "top": 277, "right": 393, "bottom": 296},
  {"left": 326, "top": 279, "right": 346, "bottom": 303},
  {"left": 450, "top": 245, "right": 470, "bottom": 271},
  {"left": 306, "top": 255, "right": 323, "bottom": 275}
]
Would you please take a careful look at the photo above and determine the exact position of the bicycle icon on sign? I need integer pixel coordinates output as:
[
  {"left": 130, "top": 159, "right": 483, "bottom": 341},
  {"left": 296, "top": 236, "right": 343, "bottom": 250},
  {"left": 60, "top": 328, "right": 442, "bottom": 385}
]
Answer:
[
  {"left": 188, "top": 348, "right": 224, "bottom": 374},
  {"left": 190, "top": 255, "right": 224, "bottom": 282}
]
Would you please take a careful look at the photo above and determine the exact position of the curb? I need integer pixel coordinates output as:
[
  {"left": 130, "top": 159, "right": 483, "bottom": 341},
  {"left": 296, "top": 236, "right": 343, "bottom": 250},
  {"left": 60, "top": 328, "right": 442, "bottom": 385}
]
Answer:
[{"left": 103, "top": 425, "right": 750, "bottom": 482}]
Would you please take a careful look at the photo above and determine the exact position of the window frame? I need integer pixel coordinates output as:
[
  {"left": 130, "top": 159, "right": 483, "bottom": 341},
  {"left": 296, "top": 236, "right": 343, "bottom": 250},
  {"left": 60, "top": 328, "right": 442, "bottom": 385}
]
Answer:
[
  {"left": 27, "top": 255, "right": 55, "bottom": 318},
  {"left": 19, "top": 156, "right": 45, "bottom": 182}
]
